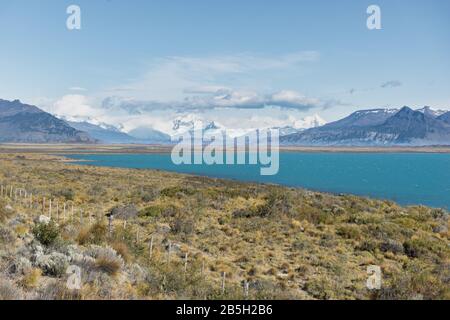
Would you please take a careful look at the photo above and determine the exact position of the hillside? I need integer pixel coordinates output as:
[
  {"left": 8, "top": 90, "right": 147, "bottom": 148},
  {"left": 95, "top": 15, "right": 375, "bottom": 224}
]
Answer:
[
  {"left": 0, "top": 100, "right": 96, "bottom": 144},
  {"left": 67, "top": 121, "right": 140, "bottom": 144},
  {"left": 282, "top": 107, "right": 450, "bottom": 146},
  {"left": 0, "top": 154, "right": 448, "bottom": 300}
]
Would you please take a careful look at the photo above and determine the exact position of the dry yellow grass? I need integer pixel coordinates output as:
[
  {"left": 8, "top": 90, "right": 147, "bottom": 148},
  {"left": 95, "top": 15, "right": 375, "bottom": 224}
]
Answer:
[{"left": 0, "top": 152, "right": 448, "bottom": 300}]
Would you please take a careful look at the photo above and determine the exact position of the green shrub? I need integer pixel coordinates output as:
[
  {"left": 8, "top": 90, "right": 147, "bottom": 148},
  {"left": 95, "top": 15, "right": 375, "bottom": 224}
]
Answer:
[
  {"left": 402, "top": 238, "right": 446, "bottom": 259},
  {"left": 304, "top": 277, "right": 337, "bottom": 300},
  {"left": 53, "top": 188, "right": 75, "bottom": 201},
  {"left": 336, "top": 225, "right": 362, "bottom": 240},
  {"left": 171, "top": 214, "right": 196, "bottom": 236},
  {"left": 139, "top": 205, "right": 164, "bottom": 218},
  {"left": 357, "top": 240, "right": 378, "bottom": 252},
  {"left": 0, "top": 225, "right": 15, "bottom": 244},
  {"left": 0, "top": 201, "right": 14, "bottom": 223},
  {"left": 137, "top": 186, "right": 159, "bottom": 202},
  {"left": 160, "top": 186, "right": 195, "bottom": 198},
  {"left": 76, "top": 221, "right": 108, "bottom": 245},
  {"left": 32, "top": 222, "right": 60, "bottom": 246}
]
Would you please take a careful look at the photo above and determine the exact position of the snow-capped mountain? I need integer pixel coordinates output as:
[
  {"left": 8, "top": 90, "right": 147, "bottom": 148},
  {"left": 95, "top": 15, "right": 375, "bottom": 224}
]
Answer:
[
  {"left": 127, "top": 126, "right": 171, "bottom": 143},
  {"left": 66, "top": 121, "right": 171, "bottom": 144},
  {"left": 169, "top": 113, "right": 327, "bottom": 139},
  {"left": 171, "top": 117, "right": 223, "bottom": 137},
  {"left": 274, "top": 114, "right": 327, "bottom": 136},
  {"left": 66, "top": 120, "right": 140, "bottom": 144},
  {"left": 416, "top": 106, "right": 447, "bottom": 118},
  {"left": 295, "top": 114, "right": 327, "bottom": 129},
  {"left": 59, "top": 114, "right": 124, "bottom": 131},
  {"left": 323, "top": 108, "right": 399, "bottom": 129},
  {"left": 281, "top": 106, "right": 450, "bottom": 146}
]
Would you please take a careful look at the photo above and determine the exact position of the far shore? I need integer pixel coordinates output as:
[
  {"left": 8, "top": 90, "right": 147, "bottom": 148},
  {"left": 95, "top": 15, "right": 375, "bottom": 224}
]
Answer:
[{"left": 1, "top": 143, "right": 450, "bottom": 154}]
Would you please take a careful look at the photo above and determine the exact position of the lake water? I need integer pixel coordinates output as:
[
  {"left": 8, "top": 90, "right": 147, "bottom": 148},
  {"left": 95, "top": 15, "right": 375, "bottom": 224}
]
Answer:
[{"left": 65, "top": 153, "right": 450, "bottom": 209}]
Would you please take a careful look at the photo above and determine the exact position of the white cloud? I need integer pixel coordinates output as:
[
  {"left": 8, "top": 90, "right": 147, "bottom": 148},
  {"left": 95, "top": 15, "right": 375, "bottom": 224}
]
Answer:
[
  {"left": 69, "top": 87, "right": 87, "bottom": 92},
  {"left": 49, "top": 93, "right": 331, "bottom": 136},
  {"left": 52, "top": 95, "right": 102, "bottom": 121},
  {"left": 99, "top": 88, "right": 335, "bottom": 112},
  {"left": 381, "top": 80, "right": 402, "bottom": 89},
  {"left": 99, "top": 51, "right": 319, "bottom": 101},
  {"left": 45, "top": 52, "right": 342, "bottom": 135}
]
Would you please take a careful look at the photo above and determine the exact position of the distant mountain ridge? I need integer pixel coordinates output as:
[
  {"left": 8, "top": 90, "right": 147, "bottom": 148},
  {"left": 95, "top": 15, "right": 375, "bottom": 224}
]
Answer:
[
  {"left": 0, "top": 99, "right": 96, "bottom": 143},
  {"left": 437, "top": 111, "right": 450, "bottom": 124},
  {"left": 66, "top": 121, "right": 139, "bottom": 144},
  {"left": 2, "top": 98, "right": 449, "bottom": 146},
  {"left": 282, "top": 106, "right": 450, "bottom": 146}
]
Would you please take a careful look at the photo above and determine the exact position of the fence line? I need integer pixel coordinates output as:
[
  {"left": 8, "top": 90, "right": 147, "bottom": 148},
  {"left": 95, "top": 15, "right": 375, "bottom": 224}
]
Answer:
[{"left": 0, "top": 183, "right": 253, "bottom": 297}]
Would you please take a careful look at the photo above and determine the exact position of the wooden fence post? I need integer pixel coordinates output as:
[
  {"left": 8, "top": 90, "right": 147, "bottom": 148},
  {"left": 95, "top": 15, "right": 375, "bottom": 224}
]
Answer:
[
  {"left": 149, "top": 236, "right": 154, "bottom": 259},
  {"left": 221, "top": 272, "right": 226, "bottom": 294},
  {"left": 244, "top": 280, "right": 249, "bottom": 298},
  {"left": 167, "top": 241, "right": 172, "bottom": 264},
  {"left": 201, "top": 259, "right": 205, "bottom": 277},
  {"left": 184, "top": 252, "right": 189, "bottom": 274},
  {"left": 108, "top": 215, "right": 113, "bottom": 236}
]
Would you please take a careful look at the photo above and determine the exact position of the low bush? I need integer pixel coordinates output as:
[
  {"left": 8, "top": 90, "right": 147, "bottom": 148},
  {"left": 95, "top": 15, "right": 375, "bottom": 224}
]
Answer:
[
  {"left": 336, "top": 225, "right": 362, "bottom": 240},
  {"left": 160, "top": 186, "right": 196, "bottom": 198},
  {"left": 95, "top": 250, "right": 123, "bottom": 275},
  {"left": 171, "top": 214, "right": 196, "bottom": 236},
  {"left": 139, "top": 205, "right": 164, "bottom": 218},
  {"left": 111, "top": 241, "right": 132, "bottom": 263},
  {"left": 21, "top": 268, "right": 42, "bottom": 288},
  {"left": 0, "top": 278, "right": 22, "bottom": 300},
  {"left": 32, "top": 221, "right": 60, "bottom": 246},
  {"left": 76, "top": 221, "right": 108, "bottom": 245},
  {"left": 0, "top": 226, "right": 15, "bottom": 244}
]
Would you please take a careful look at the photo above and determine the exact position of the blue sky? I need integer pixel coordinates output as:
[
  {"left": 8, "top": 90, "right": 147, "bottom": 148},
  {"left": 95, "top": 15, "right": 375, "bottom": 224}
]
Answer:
[{"left": 0, "top": 0, "right": 449, "bottom": 133}]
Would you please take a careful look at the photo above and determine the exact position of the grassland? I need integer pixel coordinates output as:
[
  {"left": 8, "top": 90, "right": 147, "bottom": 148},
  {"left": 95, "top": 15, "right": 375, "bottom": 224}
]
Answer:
[{"left": 0, "top": 152, "right": 448, "bottom": 300}]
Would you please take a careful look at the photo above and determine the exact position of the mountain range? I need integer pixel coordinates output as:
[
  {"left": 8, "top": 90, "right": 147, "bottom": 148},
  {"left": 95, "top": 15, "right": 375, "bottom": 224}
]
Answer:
[
  {"left": 281, "top": 106, "right": 450, "bottom": 146},
  {"left": 0, "top": 99, "right": 449, "bottom": 146},
  {"left": 67, "top": 121, "right": 171, "bottom": 144}
]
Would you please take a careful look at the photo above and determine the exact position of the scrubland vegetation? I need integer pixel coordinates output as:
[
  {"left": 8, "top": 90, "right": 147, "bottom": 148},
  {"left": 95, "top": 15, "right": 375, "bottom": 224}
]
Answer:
[{"left": 0, "top": 153, "right": 448, "bottom": 300}]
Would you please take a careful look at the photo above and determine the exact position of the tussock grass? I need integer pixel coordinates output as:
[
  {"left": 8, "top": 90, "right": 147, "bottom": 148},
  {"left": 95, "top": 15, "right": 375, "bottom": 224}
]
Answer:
[{"left": 0, "top": 153, "right": 448, "bottom": 300}]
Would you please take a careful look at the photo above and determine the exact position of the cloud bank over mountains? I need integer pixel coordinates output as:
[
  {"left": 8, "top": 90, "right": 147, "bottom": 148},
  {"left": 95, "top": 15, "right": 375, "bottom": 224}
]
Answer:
[
  {"left": 41, "top": 51, "right": 342, "bottom": 135},
  {"left": 50, "top": 93, "right": 329, "bottom": 136}
]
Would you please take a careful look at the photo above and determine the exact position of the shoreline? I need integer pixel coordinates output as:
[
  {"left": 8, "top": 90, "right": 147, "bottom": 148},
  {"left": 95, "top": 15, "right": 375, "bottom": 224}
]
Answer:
[
  {"left": 58, "top": 152, "right": 450, "bottom": 211},
  {"left": 1, "top": 143, "right": 450, "bottom": 154},
  {"left": 0, "top": 151, "right": 448, "bottom": 300}
]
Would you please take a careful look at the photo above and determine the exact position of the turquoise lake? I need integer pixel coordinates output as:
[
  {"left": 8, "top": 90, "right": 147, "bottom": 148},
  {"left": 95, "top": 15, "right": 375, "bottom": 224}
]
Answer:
[{"left": 65, "top": 153, "right": 450, "bottom": 209}]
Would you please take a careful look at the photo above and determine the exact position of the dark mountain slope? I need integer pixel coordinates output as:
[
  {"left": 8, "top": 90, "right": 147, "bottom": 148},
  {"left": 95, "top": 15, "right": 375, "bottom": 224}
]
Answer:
[{"left": 0, "top": 99, "right": 95, "bottom": 143}]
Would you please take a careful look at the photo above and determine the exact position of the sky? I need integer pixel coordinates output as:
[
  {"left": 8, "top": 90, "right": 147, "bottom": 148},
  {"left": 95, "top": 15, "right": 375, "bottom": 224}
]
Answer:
[{"left": 0, "top": 0, "right": 449, "bottom": 134}]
